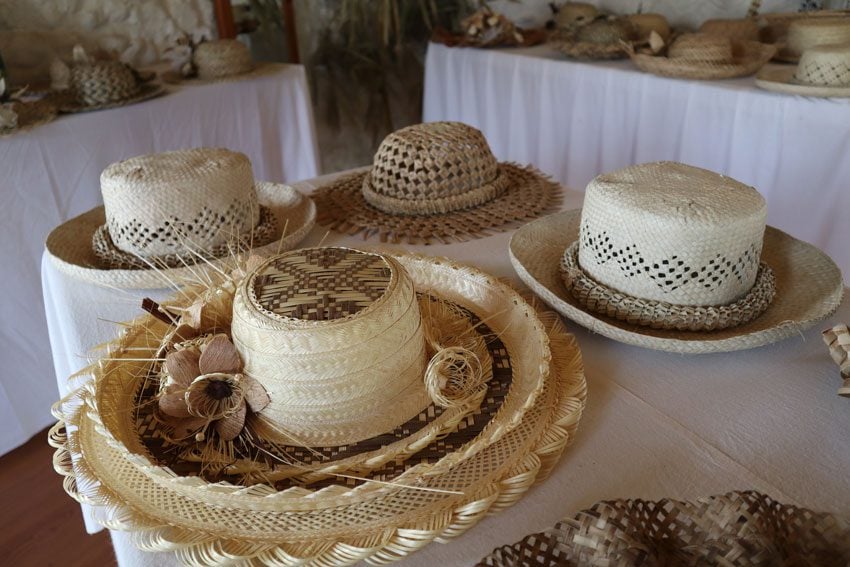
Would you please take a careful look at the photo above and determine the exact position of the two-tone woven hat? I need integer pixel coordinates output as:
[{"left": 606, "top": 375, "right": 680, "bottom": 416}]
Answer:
[
  {"left": 50, "top": 246, "right": 587, "bottom": 565},
  {"left": 46, "top": 147, "right": 315, "bottom": 288},
  {"left": 313, "top": 121, "right": 560, "bottom": 244},
  {"left": 757, "top": 43, "right": 850, "bottom": 97},
  {"left": 776, "top": 16, "right": 850, "bottom": 63},
  {"left": 510, "top": 162, "right": 843, "bottom": 354},
  {"left": 553, "top": 16, "right": 638, "bottom": 60},
  {"left": 163, "top": 39, "right": 277, "bottom": 84},
  {"left": 628, "top": 32, "right": 776, "bottom": 80}
]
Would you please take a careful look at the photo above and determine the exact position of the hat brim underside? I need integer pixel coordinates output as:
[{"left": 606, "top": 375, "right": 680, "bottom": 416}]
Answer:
[
  {"left": 756, "top": 66, "right": 850, "bottom": 97},
  {"left": 161, "top": 62, "right": 282, "bottom": 85},
  {"left": 510, "top": 209, "right": 844, "bottom": 354},
  {"left": 45, "top": 181, "right": 316, "bottom": 289},
  {"left": 630, "top": 41, "right": 777, "bottom": 79},
  {"left": 51, "top": 253, "right": 586, "bottom": 560},
  {"left": 312, "top": 163, "right": 562, "bottom": 245},
  {"left": 58, "top": 82, "right": 166, "bottom": 114}
]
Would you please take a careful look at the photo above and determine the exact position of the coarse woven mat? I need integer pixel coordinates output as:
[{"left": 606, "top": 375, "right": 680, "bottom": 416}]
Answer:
[
  {"left": 45, "top": 182, "right": 316, "bottom": 289},
  {"left": 58, "top": 82, "right": 166, "bottom": 113},
  {"left": 313, "top": 165, "right": 561, "bottom": 245},
  {"left": 629, "top": 40, "right": 776, "bottom": 79},
  {"left": 162, "top": 62, "right": 283, "bottom": 85},
  {"left": 477, "top": 490, "right": 850, "bottom": 566},
  {"left": 0, "top": 99, "right": 58, "bottom": 137},
  {"left": 509, "top": 209, "right": 844, "bottom": 354},
  {"left": 756, "top": 64, "right": 850, "bottom": 97},
  {"left": 49, "top": 252, "right": 587, "bottom": 566}
]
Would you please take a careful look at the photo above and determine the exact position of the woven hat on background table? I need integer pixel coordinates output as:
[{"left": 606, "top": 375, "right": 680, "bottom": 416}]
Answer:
[
  {"left": 312, "top": 121, "right": 561, "bottom": 244},
  {"left": 759, "top": 11, "right": 850, "bottom": 53},
  {"left": 478, "top": 490, "right": 850, "bottom": 566},
  {"left": 49, "top": 246, "right": 587, "bottom": 566},
  {"left": 699, "top": 18, "right": 761, "bottom": 42},
  {"left": 628, "top": 32, "right": 775, "bottom": 80},
  {"left": 757, "top": 43, "right": 850, "bottom": 97},
  {"left": 163, "top": 39, "right": 279, "bottom": 85},
  {"left": 46, "top": 147, "right": 315, "bottom": 289},
  {"left": 776, "top": 16, "right": 850, "bottom": 62},
  {"left": 509, "top": 161, "right": 843, "bottom": 354},
  {"left": 552, "top": 15, "right": 638, "bottom": 60}
]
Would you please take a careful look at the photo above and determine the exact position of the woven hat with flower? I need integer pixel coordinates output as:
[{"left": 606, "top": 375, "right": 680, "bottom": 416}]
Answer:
[
  {"left": 312, "top": 121, "right": 561, "bottom": 244},
  {"left": 50, "top": 246, "right": 586, "bottom": 565}
]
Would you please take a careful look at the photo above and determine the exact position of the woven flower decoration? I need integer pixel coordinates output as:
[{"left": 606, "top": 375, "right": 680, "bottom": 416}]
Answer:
[{"left": 158, "top": 334, "right": 269, "bottom": 441}]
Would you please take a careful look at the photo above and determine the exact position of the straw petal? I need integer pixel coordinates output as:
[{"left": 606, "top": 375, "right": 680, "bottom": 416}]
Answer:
[
  {"left": 199, "top": 335, "right": 242, "bottom": 374},
  {"left": 166, "top": 349, "right": 201, "bottom": 387},
  {"left": 215, "top": 403, "right": 246, "bottom": 441},
  {"left": 241, "top": 375, "right": 270, "bottom": 413},
  {"left": 158, "top": 389, "right": 191, "bottom": 418},
  {"left": 167, "top": 416, "right": 208, "bottom": 440}
]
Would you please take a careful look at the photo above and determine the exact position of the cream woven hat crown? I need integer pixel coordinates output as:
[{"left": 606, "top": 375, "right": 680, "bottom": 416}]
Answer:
[
  {"left": 49, "top": 248, "right": 587, "bottom": 565},
  {"left": 757, "top": 44, "right": 850, "bottom": 97},
  {"left": 629, "top": 33, "right": 776, "bottom": 79},
  {"left": 314, "top": 121, "right": 560, "bottom": 244},
  {"left": 509, "top": 161, "right": 843, "bottom": 354},
  {"left": 46, "top": 147, "right": 316, "bottom": 288},
  {"left": 784, "top": 17, "right": 850, "bottom": 61}
]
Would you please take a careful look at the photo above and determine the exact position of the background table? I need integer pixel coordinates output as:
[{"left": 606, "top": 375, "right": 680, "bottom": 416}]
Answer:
[
  {"left": 423, "top": 42, "right": 850, "bottom": 278},
  {"left": 43, "top": 171, "right": 850, "bottom": 565},
  {"left": 1, "top": 63, "right": 319, "bottom": 457}
]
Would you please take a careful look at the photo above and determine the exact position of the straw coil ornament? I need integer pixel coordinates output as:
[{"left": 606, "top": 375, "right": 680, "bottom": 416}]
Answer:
[
  {"left": 477, "top": 490, "right": 850, "bottom": 566},
  {"left": 822, "top": 324, "right": 850, "bottom": 397},
  {"left": 313, "top": 121, "right": 561, "bottom": 244},
  {"left": 48, "top": 249, "right": 587, "bottom": 565}
]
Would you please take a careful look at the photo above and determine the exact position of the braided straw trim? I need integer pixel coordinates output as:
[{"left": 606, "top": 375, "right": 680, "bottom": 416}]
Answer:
[
  {"left": 478, "top": 490, "right": 850, "bottom": 566},
  {"left": 361, "top": 169, "right": 511, "bottom": 216},
  {"left": 560, "top": 241, "right": 776, "bottom": 332}
]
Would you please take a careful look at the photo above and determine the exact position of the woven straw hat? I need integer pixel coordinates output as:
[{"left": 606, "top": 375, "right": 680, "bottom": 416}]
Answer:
[
  {"left": 509, "top": 162, "right": 843, "bottom": 354},
  {"left": 313, "top": 121, "right": 560, "bottom": 244},
  {"left": 46, "top": 148, "right": 315, "bottom": 289},
  {"left": 629, "top": 32, "right": 776, "bottom": 80},
  {"left": 777, "top": 16, "right": 850, "bottom": 62},
  {"left": 49, "top": 247, "right": 587, "bottom": 565},
  {"left": 757, "top": 44, "right": 850, "bottom": 97},
  {"left": 163, "top": 39, "right": 278, "bottom": 85},
  {"left": 554, "top": 16, "right": 637, "bottom": 60},
  {"left": 699, "top": 18, "right": 761, "bottom": 42},
  {"left": 60, "top": 57, "right": 164, "bottom": 113}
]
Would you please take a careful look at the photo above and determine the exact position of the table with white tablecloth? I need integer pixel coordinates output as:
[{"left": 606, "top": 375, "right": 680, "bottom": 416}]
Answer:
[
  {"left": 423, "top": 42, "right": 850, "bottom": 279},
  {"left": 42, "top": 171, "right": 850, "bottom": 566},
  {"left": 2, "top": 63, "right": 319, "bottom": 457}
]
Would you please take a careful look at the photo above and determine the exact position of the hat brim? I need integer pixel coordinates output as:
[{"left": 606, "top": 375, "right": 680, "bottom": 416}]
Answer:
[
  {"left": 161, "top": 62, "right": 282, "bottom": 85},
  {"left": 629, "top": 41, "right": 776, "bottom": 79},
  {"left": 58, "top": 82, "right": 166, "bottom": 113},
  {"left": 51, "top": 252, "right": 586, "bottom": 561},
  {"left": 756, "top": 65, "right": 850, "bottom": 97},
  {"left": 510, "top": 210, "right": 844, "bottom": 354},
  {"left": 45, "top": 181, "right": 316, "bottom": 289},
  {"left": 313, "top": 164, "right": 562, "bottom": 245}
]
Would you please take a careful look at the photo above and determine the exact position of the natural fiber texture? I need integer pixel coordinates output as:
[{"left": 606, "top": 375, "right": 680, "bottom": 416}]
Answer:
[
  {"left": 555, "top": 3, "right": 598, "bottom": 29},
  {"left": 0, "top": 99, "right": 57, "bottom": 137},
  {"left": 787, "top": 17, "right": 850, "bottom": 61},
  {"left": 822, "top": 324, "right": 850, "bottom": 397},
  {"left": 49, "top": 251, "right": 587, "bottom": 565},
  {"left": 510, "top": 209, "right": 844, "bottom": 354},
  {"left": 477, "top": 491, "right": 850, "bottom": 566},
  {"left": 162, "top": 62, "right": 282, "bottom": 86},
  {"left": 45, "top": 181, "right": 316, "bottom": 288},
  {"left": 761, "top": 11, "right": 850, "bottom": 59},
  {"left": 560, "top": 242, "right": 776, "bottom": 332},
  {"left": 699, "top": 18, "right": 760, "bottom": 41},
  {"left": 756, "top": 45, "right": 850, "bottom": 97},
  {"left": 628, "top": 33, "right": 776, "bottom": 80},
  {"left": 233, "top": 248, "right": 430, "bottom": 446},
  {"left": 314, "top": 122, "right": 561, "bottom": 244},
  {"left": 70, "top": 60, "right": 140, "bottom": 105},
  {"left": 626, "top": 13, "right": 671, "bottom": 41},
  {"left": 193, "top": 39, "right": 254, "bottom": 79},
  {"left": 552, "top": 18, "right": 636, "bottom": 60},
  {"left": 577, "top": 163, "right": 767, "bottom": 307}
]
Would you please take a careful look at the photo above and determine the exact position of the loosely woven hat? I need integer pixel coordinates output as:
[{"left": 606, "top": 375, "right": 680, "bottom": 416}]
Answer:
[
  {"left": 49, "top": 247, "right": 587, "bottom": 565},
  {"left": 46, "top": 148, "right": 315, "bottom": 288},
  {"left": 699, "top": 18, "right": 761, "bottom": 42},
  {"left": 313, "top": 121, "right": 560, "bottom": 244},
  {"left": 61, "top": 54, "right": 164, "bottom": 113},
  {"left": 478, "top": 491, "right": 850, "bottom": 566},
  {"left": 509, "top": 162, "right": 843, "bottom": 354},
  {"left": 778, "top": 16, "right": 850, "bottom": 62},
  {"left": 163, "top": 39, "right": 278, "bottom": 85},
  {"left": 628, "top": 32, "right": 776, "bottom": 80},
  {"left": 554, "top": 16, "right": 637, "bottom": 60},
  {"left": 757, "top": 43, "right": 850, "bottom": 97}
]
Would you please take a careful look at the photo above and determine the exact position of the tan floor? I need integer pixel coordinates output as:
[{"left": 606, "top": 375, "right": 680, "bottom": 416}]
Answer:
[{"left": 0, "top": 428, "right": 114, "bottom": 566}]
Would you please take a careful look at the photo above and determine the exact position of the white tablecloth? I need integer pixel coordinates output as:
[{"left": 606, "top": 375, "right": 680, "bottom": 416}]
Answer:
[
  {"left": 42, "top": 171, "right": 850, "bottom": 565},
  {"left": 2, "top": 63, "right": 319, "bottom": 457},
  {"left": 423, "top": 43, "right": 850, "bottom": 279}
]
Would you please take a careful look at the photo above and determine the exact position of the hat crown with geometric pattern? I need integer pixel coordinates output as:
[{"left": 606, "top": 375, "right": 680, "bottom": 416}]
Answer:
[{"left": 794, "top": 44, "right": 850, "bottom": 86}]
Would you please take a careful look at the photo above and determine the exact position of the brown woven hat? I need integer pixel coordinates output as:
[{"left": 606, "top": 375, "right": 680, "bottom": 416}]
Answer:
[
  {"left": 478, "top": 491, "right": 850, "bottom": 566},
  {"left": 509, "top": 162, "right": 843, "bottom": 354},
  {"left": 629, "top": 32, "right": 776, "bottom": 80},
  {"left": 313, "top": 121, "right": 561, "bottom": 244},
  {"left": 49, "top": 247, "right": 587, "bottom": 565},
  {"left": 553, "top": 16, "right": 638, "bottom": 60},
  {"left": 757, "top": 43, "right": 850, "bottom": 97}
]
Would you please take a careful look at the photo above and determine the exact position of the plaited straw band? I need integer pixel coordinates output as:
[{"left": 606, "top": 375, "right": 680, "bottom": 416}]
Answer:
[
  {"left": 794, "top": 45, "right": 850, "bottom": 86},
  {"left": 232, "top": 248, "right": 429, "bottom": 446},
  {"left": 193, "top": 39, "right": 254, "bottom": 79},
  {"left": 478, "top": 491, "right": 850, "bottom": 566},
  {"left": 91, "top": 205, "right": 279, "bottom": 270},
  {"left": 361, "top": 167, "right": 511, "bottom": 216},
  {"left": 71, "top": 61, "right": 141, "bottom": 106},
  {"left": 560, "top": 242, "right": 776, "bottom": 331},
  {"left": 822, "top": 324, "right": 850, "bottom": 397}
]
